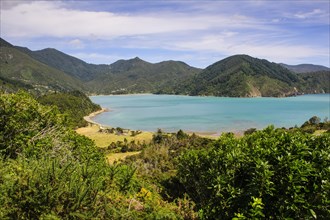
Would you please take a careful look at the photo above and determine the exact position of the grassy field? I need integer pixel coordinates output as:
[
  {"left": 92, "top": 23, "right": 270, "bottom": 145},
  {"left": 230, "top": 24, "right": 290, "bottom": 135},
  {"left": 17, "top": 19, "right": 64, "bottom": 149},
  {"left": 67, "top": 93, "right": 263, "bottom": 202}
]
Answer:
[
  {"left": 76, "top": 124, "right": 153, "bottom": 148},
  {"left": 107, "top": 151, "right": 141, "bottom": 164}
]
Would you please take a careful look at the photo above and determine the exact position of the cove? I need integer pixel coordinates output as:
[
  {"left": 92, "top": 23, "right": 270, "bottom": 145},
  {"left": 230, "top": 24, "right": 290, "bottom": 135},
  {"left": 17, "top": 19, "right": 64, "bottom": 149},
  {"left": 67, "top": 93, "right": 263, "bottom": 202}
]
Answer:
[{"left": 90, "top": 94, "right": 330, "bottom": 133}]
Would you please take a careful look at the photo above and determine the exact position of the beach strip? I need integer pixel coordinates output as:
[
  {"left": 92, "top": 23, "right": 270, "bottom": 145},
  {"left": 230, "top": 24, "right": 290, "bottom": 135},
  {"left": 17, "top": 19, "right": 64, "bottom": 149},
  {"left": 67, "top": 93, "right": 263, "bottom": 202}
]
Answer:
[{"left": 83, "top": 108, "right": 109, "bottom": 126}]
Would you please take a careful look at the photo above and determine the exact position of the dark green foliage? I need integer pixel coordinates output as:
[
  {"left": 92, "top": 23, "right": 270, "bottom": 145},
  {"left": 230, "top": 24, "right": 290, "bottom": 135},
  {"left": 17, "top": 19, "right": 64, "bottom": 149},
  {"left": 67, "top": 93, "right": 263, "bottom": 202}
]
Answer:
[
  {"left": 0, "top": 92, "right": 65, "bottom": 158},
  {"left": 87, "top": 57, "right": 201, "bottom": 94},
  {"left": 299, "top": 71, "right": 330, "bottom": 93},
  {"left": 38, "top": 91, "right": 101, "bottom": 128},
  {"left": 0, "top": 92, "right": 184, "bottom": 219},
  {"left": 244, "top": 127, "right": 257, "bottom": 135},
  {"left": 0, "top": 76, "right": 34, "bottom": 94},
  {"left": 185, "top": 55, "right": 302, "bottom": 97},
  {"left": 177, "top": 126, "right": 330, "bottom": 219},
  {"left": 300, "top": 116, "right": 330, "bottom": 133}
]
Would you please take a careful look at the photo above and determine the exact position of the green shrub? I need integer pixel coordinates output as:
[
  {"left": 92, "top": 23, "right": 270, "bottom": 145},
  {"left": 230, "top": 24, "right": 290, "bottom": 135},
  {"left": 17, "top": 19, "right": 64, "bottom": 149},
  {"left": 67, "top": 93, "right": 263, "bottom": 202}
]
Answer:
[{"left": 177, "top": 126, "right": 330, "bottom": 219}]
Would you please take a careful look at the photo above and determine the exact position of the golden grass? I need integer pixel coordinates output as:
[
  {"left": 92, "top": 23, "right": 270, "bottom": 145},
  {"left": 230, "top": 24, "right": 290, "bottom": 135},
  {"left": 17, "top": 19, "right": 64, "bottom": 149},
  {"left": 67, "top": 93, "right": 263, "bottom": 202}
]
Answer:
[
  {"left": 76, "top": 124, "right": 153, "bottom": 148},
  {"left": 107, "top": 151, "right": 141, "bottom": 164},
  {"left": 314, "top": 129, "right": 327, "bottom": 135}
]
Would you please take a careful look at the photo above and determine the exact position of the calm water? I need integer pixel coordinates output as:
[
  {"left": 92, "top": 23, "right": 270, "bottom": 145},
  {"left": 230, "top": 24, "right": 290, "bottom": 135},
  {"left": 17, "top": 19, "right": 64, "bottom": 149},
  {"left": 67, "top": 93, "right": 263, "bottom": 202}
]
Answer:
[{"left": 90, "top": 94, "right": 330, "bottom": 133}]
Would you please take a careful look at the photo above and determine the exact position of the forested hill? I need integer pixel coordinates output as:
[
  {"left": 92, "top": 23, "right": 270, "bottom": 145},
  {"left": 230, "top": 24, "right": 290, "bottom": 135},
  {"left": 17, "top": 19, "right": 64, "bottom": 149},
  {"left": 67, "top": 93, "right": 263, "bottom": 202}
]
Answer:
[
  {"left": 87, "top": 57, "right": 201, "bottom": 94},
  {"left": 0, "top": 38, "right": 84, "bottom": 93},
  {"left": 38, "top": 90, "right": 101, "bottom": 128},
  {"left": 0, "top": 38, "right": 329, "bottom": 97},
  {"left": 280, "top": 63, "right": 330, "bottom": 73},
  {"left": 173, "top": 55, "right": 329, "bottom": 97},
  {"left": 15, "top": 46, "right": 109, "bottom": 81}
]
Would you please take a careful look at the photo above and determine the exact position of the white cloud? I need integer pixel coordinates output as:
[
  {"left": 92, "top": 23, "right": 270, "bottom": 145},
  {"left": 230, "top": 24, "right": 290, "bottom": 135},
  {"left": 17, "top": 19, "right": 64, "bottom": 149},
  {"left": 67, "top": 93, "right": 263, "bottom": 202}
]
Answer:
[
  {"left": 69, "top": 52, "right": 128, "bottom": 65},
  {"left": 1, "top": 1, "right": 329, "bottom": 67},
  {"left": 1, "top": 1, "right": 269, "bottom": 39},
  {"left": 68, "top": 39, "right": 84, "bottom": 49},
  {"left": 294, "top": 9, "right": 324, "bottom": 19}
]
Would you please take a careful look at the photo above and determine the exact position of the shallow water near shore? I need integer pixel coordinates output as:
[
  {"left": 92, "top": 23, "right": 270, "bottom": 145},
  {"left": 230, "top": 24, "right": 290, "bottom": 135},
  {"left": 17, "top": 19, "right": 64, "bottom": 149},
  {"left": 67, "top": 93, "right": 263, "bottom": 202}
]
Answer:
[{"left": 90, "top": 94, "right": 330, "bottom": 133}]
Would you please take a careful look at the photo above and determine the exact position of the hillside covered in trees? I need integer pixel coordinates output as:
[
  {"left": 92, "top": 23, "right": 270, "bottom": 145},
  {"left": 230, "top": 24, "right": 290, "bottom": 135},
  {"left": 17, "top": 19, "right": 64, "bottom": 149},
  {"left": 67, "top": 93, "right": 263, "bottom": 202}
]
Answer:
[
  {"left": 1, "top": 92, "right": 329, "bottom": 219},
  {"left": 1, "top": 38, "right": 329, "bottom": 97},
  {"left": 37, "top": 91, "right": 101, "bottom": 128}
]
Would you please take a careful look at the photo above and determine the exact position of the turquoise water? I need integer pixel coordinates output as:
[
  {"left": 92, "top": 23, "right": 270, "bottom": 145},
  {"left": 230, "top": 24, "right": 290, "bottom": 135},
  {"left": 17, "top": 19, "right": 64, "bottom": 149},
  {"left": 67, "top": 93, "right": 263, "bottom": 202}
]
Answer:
[{"left": 90, "top": 94, "right": 330, "bottom": 133}]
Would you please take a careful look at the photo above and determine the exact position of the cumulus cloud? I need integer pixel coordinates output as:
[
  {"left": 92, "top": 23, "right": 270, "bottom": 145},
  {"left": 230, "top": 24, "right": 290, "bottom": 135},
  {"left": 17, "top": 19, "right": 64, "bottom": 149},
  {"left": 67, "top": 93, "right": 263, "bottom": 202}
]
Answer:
[{"left": 1, "top": 1, "right": 268, "bottom": 39}]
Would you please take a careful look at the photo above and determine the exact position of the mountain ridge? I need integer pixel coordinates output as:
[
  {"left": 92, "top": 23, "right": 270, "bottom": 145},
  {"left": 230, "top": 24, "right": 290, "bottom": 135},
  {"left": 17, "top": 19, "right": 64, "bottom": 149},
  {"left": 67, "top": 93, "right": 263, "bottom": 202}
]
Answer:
[
  {"left": 280, "top": 63, "right": 330, "bottom": 73},
  {"left": 0, "top": 38, "right": 329, "bottom": 97}
]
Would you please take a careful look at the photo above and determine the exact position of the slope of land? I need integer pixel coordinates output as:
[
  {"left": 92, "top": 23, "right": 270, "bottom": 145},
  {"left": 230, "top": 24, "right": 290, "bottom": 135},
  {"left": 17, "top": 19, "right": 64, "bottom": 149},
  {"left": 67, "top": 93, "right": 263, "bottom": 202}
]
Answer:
[
  {"left": 16, "top": 46, "right": 109, "bottom": 81},
  {"left": 0, "top": 38, "right": 84, "bottom": 93},
  {"left": 1, "top": 38, "right": 329, "bottom": 97},
  {"left": 178, "top": 55, "right": 302, "bottom": 97},
  {"left": 281, "top": 63, "right": 330, "bottom": 73},
  {"left": 87, "top": 57, "right": 201, "bottom": 94}
]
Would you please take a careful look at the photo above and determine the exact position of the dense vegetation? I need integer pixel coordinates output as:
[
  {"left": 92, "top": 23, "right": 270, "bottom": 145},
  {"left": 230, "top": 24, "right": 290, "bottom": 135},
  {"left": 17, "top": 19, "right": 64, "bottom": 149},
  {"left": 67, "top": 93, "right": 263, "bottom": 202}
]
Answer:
[
  {"left": 174, "top": 55, "right": 328, "bottom": 97},
  {"left": 177, "top": 128, "right": 329, "bottom": 219},
  {"left": 1, "top": 38, "right": 328, "bottom": 97},
  {"left": 38, "top": 91, "right": 101, "bottom": 128},
  {"left": 300, "top": 71, "right": 330, "bottom": 93},
  {"left": 0, "top": 92, "right": 185, "bottom": 219},
  {"left": 87, "top": 58, "right": 201, "bottom": 94},
  {"left": 1, "top": 92, "right": 329, "bottom": 219}
]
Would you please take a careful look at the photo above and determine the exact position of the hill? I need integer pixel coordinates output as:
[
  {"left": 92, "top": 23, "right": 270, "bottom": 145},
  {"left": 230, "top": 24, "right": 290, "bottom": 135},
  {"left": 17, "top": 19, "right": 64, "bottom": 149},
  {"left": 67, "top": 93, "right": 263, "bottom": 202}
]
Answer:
[
  {"left": 38, "top": 90, "right": 101, "bottom": 128},
  {"left": 87, "top": 57, "right": 201, "bottom": 94},
  {"left": 1, "top": 38, "right": 328, "bottom": 97},
  {"left": 182, "top": 55, "right": 302, "bottom": 97},
  {"left": 281, "top": 63, "right": 330, "bottom": 73},
  {"left": 7, "top": 38, "right": 200, "bottom": 94},
  {"left": 16, "top": 46, "right": 109, "bottom": 81},
  {"left": 0, "top": 38, "right": 84, "bottom": 93},
  {"left": 299, "top": 71, "right": 330, "bottom": 93}
]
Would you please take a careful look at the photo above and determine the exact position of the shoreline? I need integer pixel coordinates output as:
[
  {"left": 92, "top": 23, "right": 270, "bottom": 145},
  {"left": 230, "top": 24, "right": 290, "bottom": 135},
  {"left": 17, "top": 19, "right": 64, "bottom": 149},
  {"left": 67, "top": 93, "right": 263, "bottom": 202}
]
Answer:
[
  {"left": 82, "top": 108, "right": 243, "bottom": 138},
  {"left": 83, "top": 107, "right": 244, "bottom": 139},
  {"left": 88, "top": 92, "right": 329, "bottom": 99},
  {"left": 83, "top": 108, "right": 109, "bottom": 126}
]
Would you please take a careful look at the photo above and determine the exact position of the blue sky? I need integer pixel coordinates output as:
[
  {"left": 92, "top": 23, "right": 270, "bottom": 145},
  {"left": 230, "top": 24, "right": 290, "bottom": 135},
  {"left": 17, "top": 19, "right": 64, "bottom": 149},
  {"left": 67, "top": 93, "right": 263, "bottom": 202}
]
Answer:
[{"left": 1, "top": 0, "right": 329, "bottom": 68}]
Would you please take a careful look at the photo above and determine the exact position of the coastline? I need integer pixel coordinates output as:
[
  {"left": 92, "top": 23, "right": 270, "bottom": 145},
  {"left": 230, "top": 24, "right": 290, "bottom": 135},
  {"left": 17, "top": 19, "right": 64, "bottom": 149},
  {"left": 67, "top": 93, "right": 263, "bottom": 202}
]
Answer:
[
  {"left": 83, "top": 107, "right": 245, "bottom": 139},
  {"left": 83, "top": 108, "right": 109, "bottom": 126}
]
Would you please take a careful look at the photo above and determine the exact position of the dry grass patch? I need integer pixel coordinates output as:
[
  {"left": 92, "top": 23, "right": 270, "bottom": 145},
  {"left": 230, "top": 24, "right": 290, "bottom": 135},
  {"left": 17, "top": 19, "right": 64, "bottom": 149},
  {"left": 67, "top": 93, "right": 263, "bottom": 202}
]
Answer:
[{"left": 76, "top": 125, "right": 153, "bottom": 148}]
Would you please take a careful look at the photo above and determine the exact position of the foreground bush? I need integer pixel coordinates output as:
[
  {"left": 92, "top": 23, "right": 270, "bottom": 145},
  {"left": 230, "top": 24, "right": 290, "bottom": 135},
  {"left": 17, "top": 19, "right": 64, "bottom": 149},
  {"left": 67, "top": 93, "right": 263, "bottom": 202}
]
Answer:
[
  {"left": 0, "top": 92, "right": 183, "bottom": 219},
  {"left": 177, "top": 126, "right": 330, "bottom": 219}
]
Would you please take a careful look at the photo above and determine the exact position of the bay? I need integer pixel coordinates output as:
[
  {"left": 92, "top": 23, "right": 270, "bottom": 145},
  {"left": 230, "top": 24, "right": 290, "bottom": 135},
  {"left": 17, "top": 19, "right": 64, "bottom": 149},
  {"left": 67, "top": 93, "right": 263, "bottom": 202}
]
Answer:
[{"left": 90, "top": 94, "right": 330, "bottom": 133}]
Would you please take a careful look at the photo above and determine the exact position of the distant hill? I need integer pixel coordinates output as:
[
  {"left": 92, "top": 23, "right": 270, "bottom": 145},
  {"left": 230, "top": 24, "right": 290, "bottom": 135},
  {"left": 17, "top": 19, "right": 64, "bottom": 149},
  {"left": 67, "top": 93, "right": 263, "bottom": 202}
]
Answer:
[
  {"left": 180, "top": 55, "right": 302, "bottom": 97},
  {"left": 1, "top": 38, "right": 328, "bottom": 97},
  {"left": 87, "top": 57, "right": 201, "bottom": 94},
  {"left": 280, "top": 63, "right": 330, "bottom": 73},
  {"left": 0, "top": 38, "right": 84, "bottom": 93},
  {"left": 299, "top": 71, "right": 330, "bottom": 93},
  {"left": 15, "top": 46, "right": 109, "bottom": 81}
]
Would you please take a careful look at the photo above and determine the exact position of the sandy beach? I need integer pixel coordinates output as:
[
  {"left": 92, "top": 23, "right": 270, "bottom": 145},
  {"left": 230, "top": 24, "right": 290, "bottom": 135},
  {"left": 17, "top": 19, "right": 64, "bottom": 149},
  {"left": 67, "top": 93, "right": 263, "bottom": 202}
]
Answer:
[{"left": 83, "top": 108, "right": 109, "bottom": 126}]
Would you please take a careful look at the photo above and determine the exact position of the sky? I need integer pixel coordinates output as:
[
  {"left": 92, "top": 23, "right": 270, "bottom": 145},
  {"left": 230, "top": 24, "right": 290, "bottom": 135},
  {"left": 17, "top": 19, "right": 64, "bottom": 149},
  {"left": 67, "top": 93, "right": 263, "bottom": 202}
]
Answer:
[{"left": 1, "top": 0, "right": 329, "bottom": 68}]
